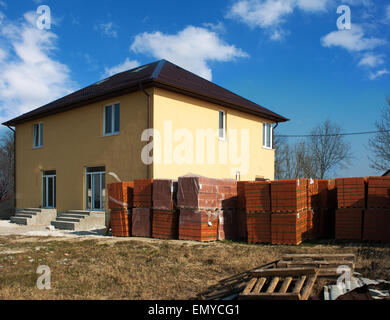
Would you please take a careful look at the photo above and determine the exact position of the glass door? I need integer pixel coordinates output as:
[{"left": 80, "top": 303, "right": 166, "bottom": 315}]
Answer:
[
  {"left": 42, "top": 171, "right": 56, "bottom": 208},
  {"left": 86, "top": 167, "right": 106, "bottom": 210}
]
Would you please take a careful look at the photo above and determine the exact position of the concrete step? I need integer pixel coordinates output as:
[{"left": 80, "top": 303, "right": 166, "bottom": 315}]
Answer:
[
  {"left": 51, "top": 221, "right": 75, "bottom": 231},
  {"left": 57, "top": 213, "right": 88, "bottom": 219},
  {"left": 14, "top": 213, "right": 34, "bottom": 219},
  {"left": 11, "top": 208, "right": 57, "bottom": 226},
  {"left": 51, "top": 210, "right": 106, "bottom": 231},
  {"left": 64, "top": 210, "right": 91, "bottom": 216},
  {"left": 55, "top": 217, "right": 81, "bottom": 223},
  {"left": 16, "top": 210, "right": 38, "bottom": 216},
  {"left": 16, "top": 208, "right": 41, "bottom": 213},
  {"left": 10, "top": 216, "right": 28, "bottom": 225}
]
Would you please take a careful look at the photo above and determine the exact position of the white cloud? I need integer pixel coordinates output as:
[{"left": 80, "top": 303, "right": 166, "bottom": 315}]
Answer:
[
  {"left": 386, "top": 5, "right": 390, "bottom": 22},
  {"left": 296, "top": 0, "right": 329, "bottom": 12},
  {"left": 226, "top": 0, "right": 331, "bottom": 40},
  {"left": 227, "top": 0, "right": 295, "bottom": 29},
  {"left": 358, "top": 53, "right": 384, "bottom": 68},
  {"left": 95, "top": 22, "right": 118, "bottom": 38},
  {"left": 104, "top": 58, "right": 140, "bottom": 77},
  {"left": 0, "top": 11, "right": 75, "bottom": 123},
  {"left": 130, "top": 26, "right": 248, "bottom": 81},
  {"left": 321, "top": 25, "right": 386, "bottom": 52},
  {"left": 202, "top": 22, "right": 226, "bottom": 34},
  {"left": 0, "top": 47, "right": 6, "bottom": 61},
  {"left": 0, "top": 1, "right": 6, "bottom": 9},
  {"left": 369, "top": 69, "right": 390, "bottom": 80},
  {"left": 342, "top": 0, "right": 372, "bottom": 7}
]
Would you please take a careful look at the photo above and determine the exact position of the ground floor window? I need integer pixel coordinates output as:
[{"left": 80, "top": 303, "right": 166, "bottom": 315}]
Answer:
[
  {"left": 42, "top": 171, "right": 56, "bottom": 208},
  {"left": 86, "top": 166, "right": 106, "bottom": 211}
]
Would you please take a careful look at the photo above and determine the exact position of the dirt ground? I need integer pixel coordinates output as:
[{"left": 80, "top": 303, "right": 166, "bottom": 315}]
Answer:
[{"left": 0, "top": 234, "right": 389, "bottom": 300}]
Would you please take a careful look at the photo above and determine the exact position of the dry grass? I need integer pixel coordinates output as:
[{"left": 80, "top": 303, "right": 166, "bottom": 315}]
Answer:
[{"left": 0, "top": 236, "right": 389, "bottom": 300}]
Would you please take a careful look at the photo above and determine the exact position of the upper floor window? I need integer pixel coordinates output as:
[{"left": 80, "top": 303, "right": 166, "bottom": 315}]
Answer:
[
  {"left": 263, "top": 122, "right": 273, "bottom": 149},
  {"left": 104, "top": 103, "right": 120, "bottom": 136},
  {"left": 33, "top": 123, "right": 43, "bottom": 148},
  {"left": 219, "top": 110, "right": 226, "bottom": 140}
]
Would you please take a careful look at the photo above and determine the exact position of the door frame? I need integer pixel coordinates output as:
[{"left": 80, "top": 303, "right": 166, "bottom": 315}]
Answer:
[
  {"left": 42, "top": 172, "right": 56, "bottom": 209},
  {"left": 85, "top": 167, "right": 106, "bottom": 211}
]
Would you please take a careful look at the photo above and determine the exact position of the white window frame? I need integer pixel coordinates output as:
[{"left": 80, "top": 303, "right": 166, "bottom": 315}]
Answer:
[
  {"left": 103, "top": 102, "right": 120, "bottom": 136},
  {"left": 33, "top": 123, "right": 44, "bottom": 148},
  {"left": 263, "top": 122, "right": 273, "bottom": 149},
  {"left": 219, "top": 110, "right": 226, "bottom": 141}
]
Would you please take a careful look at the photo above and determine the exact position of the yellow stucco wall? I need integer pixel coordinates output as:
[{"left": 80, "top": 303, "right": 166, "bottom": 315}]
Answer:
[
  {"left": 14, "top": 86, "right": 276, "bottom": 211},
  {"left": 15, "top": 91, "right": 150, "bottom": 211},
  {"left": 152, "top": 88, "right": 275, "bottom": 181}
]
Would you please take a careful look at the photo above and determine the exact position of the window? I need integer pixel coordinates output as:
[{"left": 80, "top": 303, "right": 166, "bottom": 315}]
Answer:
[
  {"left": 263, "top": 122, "right": 273, "bottom": 149},
  {"left": 219, "top": 110, "right": 226, "bottom": 140},
  {"left": 104, "top": 103, "right": 120, "bottom": 135},
  {"left": 33, "top": 123, "right": 43, "bottom": 148}
]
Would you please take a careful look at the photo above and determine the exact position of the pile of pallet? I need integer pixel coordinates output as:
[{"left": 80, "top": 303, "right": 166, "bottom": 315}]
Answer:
[
  {"left": 196, "top": 253, "right": 356, "bottom": 300},
  {"left": 177, "top": 175, "right": 237, "bottom": 242},
  {"left": 152, "top": 179, "right": 179, "bottom": 240},
  {"left": 107, "top": 182, "right": 133, "bottom": 237}
]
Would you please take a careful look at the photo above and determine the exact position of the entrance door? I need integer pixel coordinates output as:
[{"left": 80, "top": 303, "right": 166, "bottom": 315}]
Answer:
[
  {"left": 43, "top": 171, "right": 56, "bottom": 208},
  {"left": 86, "top": 167, "right": 106, "bottom": 210}
]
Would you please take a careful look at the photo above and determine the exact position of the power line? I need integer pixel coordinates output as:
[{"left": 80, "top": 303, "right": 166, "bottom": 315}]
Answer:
[{"left": 276, "top": 129, "right": 390, "bottom": 138}]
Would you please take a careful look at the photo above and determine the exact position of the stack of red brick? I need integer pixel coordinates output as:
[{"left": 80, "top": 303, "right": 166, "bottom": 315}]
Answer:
[
  {"left": 315, "top": 179, "right": 337, "bottom": 239},
  {"left": 177, "top": 175, "right": 237, "bottom": 242},
  {"left": 306, "top": 179, "right": 318, "bottom": 240},
  {"left": 236, "top": 181, "right": 248, "bottom": 241},
  {"left": 335, "top": 177, "right": 366, "bottom": 240},
  {"left": 245, "top": 181, "right": 271, "bottom": 244},
  {"left": 132, "top": 179, "right": 153, "bottom": 238},
  {"left": 364, "top": 177, "right": 390, "bottom": 242},
  {"left": 152, "top": 179, "right": 179, "bottom": 240},
  {"left": 270, "top": 179, "right": 308, "bottom": 245},
  {"left": 107, "top": 182, "right": 133, "bottom": 237}
]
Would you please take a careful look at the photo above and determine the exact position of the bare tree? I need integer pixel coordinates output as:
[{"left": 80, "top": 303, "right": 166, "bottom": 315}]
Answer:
[
  {"left": 309, "top": 120, "right": 352, "bottom": 179},
  {"left": 293, "top": 141, "right": 318, "bottom": 179},
  {"left": 369, "top": 99, "right": 390, "bottom": 173},
  {"left": 274, "top": 135, "right": 291, "bottom": 179},
  {"left": 0, "top": 131, "right": 14, "bottom": 201},
  {"left": 275, "top": 137, "right": 318, "bottom": 179}
]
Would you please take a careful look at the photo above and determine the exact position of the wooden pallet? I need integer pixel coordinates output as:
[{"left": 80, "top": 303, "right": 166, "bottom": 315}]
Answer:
[
  {"left": 239, "top": 268, "right": 318, "bottom": 300},
  {"left": 193, "top": 260, "right": 279, "bottom": 300},
  {"left": 277, "top": 254, "right": 355, "bottom": 278}
]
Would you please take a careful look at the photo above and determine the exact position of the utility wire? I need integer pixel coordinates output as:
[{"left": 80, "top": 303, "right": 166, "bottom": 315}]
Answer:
[{"left": 276, "top": 129, "right": 390, "bottom": 138}]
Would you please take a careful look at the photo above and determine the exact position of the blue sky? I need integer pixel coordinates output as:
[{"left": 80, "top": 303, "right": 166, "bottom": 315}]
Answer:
[{"left": 0, "top": 0, "right": 389, "bottom": 177}]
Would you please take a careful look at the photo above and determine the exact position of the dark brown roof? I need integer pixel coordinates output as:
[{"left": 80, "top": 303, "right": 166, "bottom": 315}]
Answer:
[{"left": 3, "top": 60, "right": 288, "bottom": 126}]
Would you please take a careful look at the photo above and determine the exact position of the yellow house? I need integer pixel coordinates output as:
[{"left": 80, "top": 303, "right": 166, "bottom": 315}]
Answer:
[{"left": 3, "top": 60, "right": 288, "bottom": 212}]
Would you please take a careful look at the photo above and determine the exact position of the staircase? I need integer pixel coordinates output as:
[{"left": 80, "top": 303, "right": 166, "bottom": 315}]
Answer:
[
  {"left": 10, "top": 208, "right": 57, "bottom": 226},
  {"left": 51, "top": 210, "right": 106, "bottom": 231}
]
